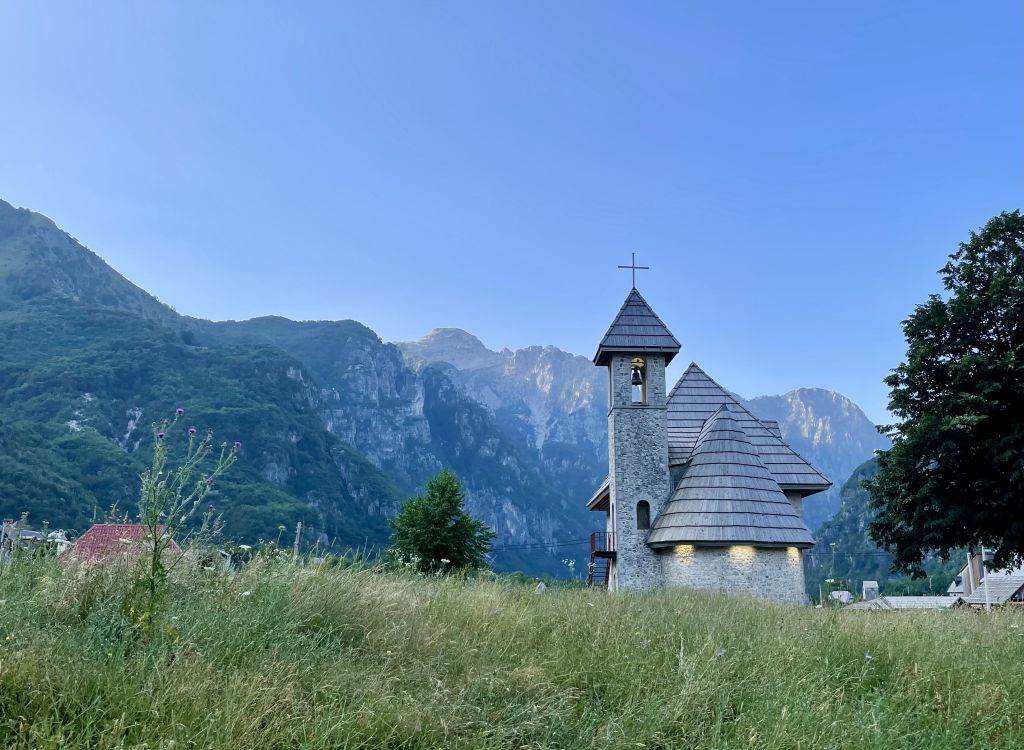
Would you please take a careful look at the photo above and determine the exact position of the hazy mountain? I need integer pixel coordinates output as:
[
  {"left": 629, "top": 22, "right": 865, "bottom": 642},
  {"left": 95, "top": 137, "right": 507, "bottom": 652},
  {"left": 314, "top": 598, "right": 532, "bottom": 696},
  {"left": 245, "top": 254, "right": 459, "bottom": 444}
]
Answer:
[{"left": 398, "top": 330, "right": 889, "bottom": 531}]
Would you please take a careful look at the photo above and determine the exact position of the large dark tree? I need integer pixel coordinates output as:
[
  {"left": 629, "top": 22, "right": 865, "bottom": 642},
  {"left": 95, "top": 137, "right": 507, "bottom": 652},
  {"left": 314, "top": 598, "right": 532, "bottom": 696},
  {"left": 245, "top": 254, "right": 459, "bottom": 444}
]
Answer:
[{"left": 866, "top": 211, "right": 1024, "bottom": 572}]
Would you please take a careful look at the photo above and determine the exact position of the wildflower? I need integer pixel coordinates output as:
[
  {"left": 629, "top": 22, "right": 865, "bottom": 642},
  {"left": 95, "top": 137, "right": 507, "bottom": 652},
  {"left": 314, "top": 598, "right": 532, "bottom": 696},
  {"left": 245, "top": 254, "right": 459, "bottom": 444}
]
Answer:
[
  {"left": 1011, "top": 624, "right": 1020, "bottom": 629},
  {"left": 440, "top": 558, "right": 451, "bottom": 565},
  {"left": 714, "top": 649, "right": 726, "bottom": 657},
  {"left": 205, "top": 478, "right": 213, "bottom": 487},
  {"left": 188, "top": 427, "right": 197, "bottom": 435},
  {"left": 176, "top": 408, "right": 184, "bottom": 416},
  {"left": 240, "top": 591, "right": 252, "bottom": 597},
  {"left": 233, "top": 441, "right": 242, "bottom": 450},
  {"left": 386, "top": 650, "right": 393, "bottom": 655},
  {"left": 157, "top": 432, "right": 166, "bottom": 440},
  {"left": 865, "top": 654, "right": 874, "bottom": 661}
]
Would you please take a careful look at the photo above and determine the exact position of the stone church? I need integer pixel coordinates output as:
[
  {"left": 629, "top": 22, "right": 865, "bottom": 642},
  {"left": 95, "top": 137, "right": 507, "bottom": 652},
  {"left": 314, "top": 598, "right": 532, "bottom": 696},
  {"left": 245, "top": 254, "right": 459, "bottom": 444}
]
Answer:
[{"left": 586, "top": 286, "right": 829, "bottom": 603}]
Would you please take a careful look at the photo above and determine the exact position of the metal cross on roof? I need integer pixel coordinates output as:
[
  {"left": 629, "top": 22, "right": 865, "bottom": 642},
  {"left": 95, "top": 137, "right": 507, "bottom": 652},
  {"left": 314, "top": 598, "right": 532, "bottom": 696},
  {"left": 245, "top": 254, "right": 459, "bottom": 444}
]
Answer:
[{"left": 617, "top": 252, "right": 650, "bottom": 288}]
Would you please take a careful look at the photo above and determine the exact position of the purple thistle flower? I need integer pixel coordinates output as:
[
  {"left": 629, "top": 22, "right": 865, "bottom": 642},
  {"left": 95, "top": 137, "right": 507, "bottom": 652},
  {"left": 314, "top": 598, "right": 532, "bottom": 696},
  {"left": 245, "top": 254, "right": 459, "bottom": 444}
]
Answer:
[
  {"left": 176, "top": 407, "right": 184, "bottom": 416},
  {"left": 205, "top": 478, "right": 213, "bottom": 487},
  {"left": 233, "top": 441, "right": 242, "bottom": 450},
  {"left": 188, "top": 427, "right": 197, "bottom": 435},
  {"left": 157, "top": 431, "right": 166, "bottom": 440}
]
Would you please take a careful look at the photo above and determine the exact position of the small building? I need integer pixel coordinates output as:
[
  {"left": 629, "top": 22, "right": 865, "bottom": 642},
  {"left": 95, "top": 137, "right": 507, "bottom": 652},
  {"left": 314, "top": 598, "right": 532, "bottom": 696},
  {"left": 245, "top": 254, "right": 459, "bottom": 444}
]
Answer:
[
  {"left": 1, "top": 519, "right": 70, "bottom": 559},
  {"left": 846, "top": 596, "right": 955, "bottom": 611},
  {"left": 586, "top": 285, "right": 830, "bottom": 603},
  {"left": 829, "top": 590, "right": 854, "bottom": 605},
  {"left": 61, "top": 523, "right": 181, "bottom": 565}
]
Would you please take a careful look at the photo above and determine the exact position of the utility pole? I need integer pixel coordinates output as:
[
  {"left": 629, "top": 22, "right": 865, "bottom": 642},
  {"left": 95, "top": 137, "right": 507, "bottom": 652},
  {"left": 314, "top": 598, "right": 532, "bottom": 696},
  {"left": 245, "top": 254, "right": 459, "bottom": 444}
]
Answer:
[
  {"left": 293, "top": 521, "right": 302, "bottom": 562},
  {"left": 981, "top": 546, "right": 992, "bottom": 612}
]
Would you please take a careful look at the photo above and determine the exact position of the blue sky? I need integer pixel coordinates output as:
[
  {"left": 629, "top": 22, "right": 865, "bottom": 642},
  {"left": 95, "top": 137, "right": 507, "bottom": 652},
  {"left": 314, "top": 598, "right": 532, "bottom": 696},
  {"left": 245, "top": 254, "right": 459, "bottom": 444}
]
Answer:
[{"left": 1, "top": 3, "right": 1021, "bottom": 422}]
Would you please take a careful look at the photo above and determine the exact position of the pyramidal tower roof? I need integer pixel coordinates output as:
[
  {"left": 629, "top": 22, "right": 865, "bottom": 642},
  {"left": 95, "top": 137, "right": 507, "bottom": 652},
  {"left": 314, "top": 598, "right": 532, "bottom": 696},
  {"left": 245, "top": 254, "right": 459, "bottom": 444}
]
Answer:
[
  {"left": 594, "top": 288, "right": 681, "bottom": 366},
  {"left": 648, "top": 404, "right": 815, "bottom": 548}
]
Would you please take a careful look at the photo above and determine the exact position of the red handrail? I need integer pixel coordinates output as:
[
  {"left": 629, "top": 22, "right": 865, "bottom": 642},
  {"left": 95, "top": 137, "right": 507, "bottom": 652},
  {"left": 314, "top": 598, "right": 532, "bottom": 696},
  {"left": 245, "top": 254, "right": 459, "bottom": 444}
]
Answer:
[{"left": 590, "top": 532, "right": 615, "bottom": 554}]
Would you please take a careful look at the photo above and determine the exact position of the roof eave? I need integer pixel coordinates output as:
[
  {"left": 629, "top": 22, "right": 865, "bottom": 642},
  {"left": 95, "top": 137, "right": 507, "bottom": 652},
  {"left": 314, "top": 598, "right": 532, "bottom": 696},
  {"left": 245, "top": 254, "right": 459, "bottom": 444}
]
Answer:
[
  {"left": 777, "top": 482, "right": 833, "bottom": 497},
  {"left": 594, "top": 346, "right": 680, "bottom": 367},
  {"left": 647, "top": 539, "right": 815, "bottom": 550},
  {"left": 587, "top": 479, "right": 611, "bottom": 511}
]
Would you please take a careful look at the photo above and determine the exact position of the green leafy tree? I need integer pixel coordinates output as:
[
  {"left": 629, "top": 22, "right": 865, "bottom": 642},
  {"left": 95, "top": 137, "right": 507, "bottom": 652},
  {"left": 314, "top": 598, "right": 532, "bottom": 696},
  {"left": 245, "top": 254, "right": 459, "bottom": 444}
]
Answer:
[
  {"left": 866, "top": 211, "right": 1024, "bottom": 572},
  {"left": 389, "top": 470, "right": 495, "bottom": 572}
]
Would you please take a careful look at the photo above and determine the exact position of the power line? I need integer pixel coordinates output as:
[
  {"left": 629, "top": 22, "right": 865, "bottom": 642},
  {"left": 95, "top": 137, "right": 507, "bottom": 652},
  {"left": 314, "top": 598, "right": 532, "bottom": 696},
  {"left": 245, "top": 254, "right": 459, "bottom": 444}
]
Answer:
[{"left": 491, "top": 538, "right": 590, "bottom": 552}]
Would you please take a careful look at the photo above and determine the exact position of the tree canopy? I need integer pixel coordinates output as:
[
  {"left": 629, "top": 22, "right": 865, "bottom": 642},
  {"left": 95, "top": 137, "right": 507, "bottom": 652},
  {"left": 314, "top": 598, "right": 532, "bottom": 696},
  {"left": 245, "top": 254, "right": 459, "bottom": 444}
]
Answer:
[
  {"left": 866, "top": 211, "right": 1024, "bottom": 572},
  {"left": 389, "top": 470, "right": 495, "bottom": 572}
]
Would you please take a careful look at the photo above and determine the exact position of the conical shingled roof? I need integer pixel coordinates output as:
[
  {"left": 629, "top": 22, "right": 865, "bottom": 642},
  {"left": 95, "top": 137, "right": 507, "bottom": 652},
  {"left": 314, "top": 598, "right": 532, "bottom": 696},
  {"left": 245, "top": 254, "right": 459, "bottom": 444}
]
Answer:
[
  {"left": 594, "top": 288, "right": 681, "bottom": 366},
  {"left": 667, "top": 363, "right": 831, "bottom": 493},
  {"left": 648, "top": 404, "right": 815, "bottom": 548}
]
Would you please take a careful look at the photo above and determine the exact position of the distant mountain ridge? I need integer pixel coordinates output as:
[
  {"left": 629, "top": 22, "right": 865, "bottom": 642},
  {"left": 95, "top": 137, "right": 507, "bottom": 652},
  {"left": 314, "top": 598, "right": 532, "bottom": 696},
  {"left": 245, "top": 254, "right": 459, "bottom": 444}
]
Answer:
[{"left": 1, "top": 197, "right": 886, "bottom": 574}]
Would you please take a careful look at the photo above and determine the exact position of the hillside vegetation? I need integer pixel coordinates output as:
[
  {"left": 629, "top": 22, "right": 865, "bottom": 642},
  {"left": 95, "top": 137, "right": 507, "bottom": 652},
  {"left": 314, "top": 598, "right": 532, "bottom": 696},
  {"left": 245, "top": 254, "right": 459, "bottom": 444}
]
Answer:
[
  {"left": 806, "top": 459, "right": 964, "bottom": 598},
  {"left": 0, "top": 555, "right": 1020, "bottom": 749},
  {"left": 0, "top": 199, "right": 600, "bottom": 572}
]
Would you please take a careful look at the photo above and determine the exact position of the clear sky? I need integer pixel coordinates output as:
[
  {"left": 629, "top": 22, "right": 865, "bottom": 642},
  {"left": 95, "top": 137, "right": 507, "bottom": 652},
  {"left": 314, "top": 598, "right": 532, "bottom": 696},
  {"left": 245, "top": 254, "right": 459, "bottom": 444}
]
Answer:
[{"left": 1, "top": 3, "right": 1021, "bottom": 422}]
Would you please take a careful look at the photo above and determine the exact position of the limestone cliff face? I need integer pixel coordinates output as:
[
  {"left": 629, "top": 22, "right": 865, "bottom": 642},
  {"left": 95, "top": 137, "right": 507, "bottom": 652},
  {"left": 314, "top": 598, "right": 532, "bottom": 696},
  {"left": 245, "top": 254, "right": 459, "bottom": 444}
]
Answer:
[
  {"left": 397, "top": 332, "right": 608, "bottom": 507},
  {"left": 212, "top": 320, "right": 601, "bottom": 571}
]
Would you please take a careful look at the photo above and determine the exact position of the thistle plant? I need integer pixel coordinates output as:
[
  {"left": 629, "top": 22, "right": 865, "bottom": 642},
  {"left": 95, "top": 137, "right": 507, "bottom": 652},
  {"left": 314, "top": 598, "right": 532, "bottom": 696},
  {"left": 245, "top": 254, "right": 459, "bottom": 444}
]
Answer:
[{"left": 127, "top": 409, "right": 238, "bottom": 636}]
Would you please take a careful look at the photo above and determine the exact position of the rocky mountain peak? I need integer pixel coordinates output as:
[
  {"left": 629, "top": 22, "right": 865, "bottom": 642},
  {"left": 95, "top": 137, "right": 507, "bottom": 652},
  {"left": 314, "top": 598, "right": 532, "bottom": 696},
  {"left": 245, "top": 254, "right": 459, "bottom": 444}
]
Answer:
[{"left": 397, "top": 328, "right": 506, "bottom": 371}]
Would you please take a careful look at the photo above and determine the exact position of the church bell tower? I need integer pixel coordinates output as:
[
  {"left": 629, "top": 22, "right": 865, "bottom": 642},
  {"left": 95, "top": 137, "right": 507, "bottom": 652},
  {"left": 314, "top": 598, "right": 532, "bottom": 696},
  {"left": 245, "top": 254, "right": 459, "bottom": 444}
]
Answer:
[{"left": 594, "top": 283, "right": 680, "bottom": 591}]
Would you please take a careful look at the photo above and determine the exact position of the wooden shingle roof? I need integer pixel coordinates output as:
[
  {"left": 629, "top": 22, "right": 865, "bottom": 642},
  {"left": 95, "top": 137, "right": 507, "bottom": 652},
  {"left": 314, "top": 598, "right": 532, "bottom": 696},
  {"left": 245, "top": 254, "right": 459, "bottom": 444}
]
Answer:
[
  {"left": 667, "top": 363, "right": 831, "bottom": 495},
  {"left": 648, "top": 405, "right": 815, "bottom": 548},
  {"left": 594, "top": 288, "right": 681, "bottom": 366},
  {"left": 960, "top": 568, "right": 1024, "bottom": 605}
]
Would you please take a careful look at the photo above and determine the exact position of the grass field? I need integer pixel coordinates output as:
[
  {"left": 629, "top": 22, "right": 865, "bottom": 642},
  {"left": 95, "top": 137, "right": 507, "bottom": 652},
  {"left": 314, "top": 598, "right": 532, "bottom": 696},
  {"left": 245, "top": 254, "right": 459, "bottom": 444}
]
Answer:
[{"left": 0, "top": 555, "right": 1021, "bottom": 749}]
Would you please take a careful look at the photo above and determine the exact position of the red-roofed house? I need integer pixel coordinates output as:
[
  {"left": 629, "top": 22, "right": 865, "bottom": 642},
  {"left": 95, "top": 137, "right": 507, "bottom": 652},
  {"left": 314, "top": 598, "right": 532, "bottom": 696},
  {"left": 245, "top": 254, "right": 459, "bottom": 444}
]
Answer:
[{"left": 60, "top": 523, "right": 181, "bottom": 565}]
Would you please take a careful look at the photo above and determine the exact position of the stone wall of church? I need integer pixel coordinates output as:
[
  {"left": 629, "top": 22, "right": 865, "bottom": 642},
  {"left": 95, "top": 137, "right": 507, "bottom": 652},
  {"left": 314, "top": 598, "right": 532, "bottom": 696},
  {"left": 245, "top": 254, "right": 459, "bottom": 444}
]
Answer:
[{"left": 657, "top": 545, "right": 808, "bottom": 604}]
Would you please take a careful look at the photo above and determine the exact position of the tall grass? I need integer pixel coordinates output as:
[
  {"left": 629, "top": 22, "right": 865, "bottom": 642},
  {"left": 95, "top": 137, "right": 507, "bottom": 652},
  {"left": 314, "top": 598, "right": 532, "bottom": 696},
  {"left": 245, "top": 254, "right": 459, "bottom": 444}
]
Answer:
[{"left": 0, "top": 554, "right": 1021, "bottom": 749}]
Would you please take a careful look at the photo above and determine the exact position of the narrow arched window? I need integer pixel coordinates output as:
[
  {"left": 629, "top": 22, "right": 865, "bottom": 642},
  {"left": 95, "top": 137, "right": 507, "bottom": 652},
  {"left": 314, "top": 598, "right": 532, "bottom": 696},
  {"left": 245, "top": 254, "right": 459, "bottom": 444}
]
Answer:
[{"left": 636, "top": 500, "right": 650, "bottom": 530}]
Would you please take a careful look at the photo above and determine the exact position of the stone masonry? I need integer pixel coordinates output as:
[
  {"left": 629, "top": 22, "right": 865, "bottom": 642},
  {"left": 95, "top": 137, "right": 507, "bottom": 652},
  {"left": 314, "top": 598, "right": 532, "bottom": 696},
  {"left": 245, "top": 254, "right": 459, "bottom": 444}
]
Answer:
[
  {"left": 659, "top": 545, "right": 808, "bottom": 604},
  {"left": 607, "top": 353, "right": 671, "bottom": 591}
]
